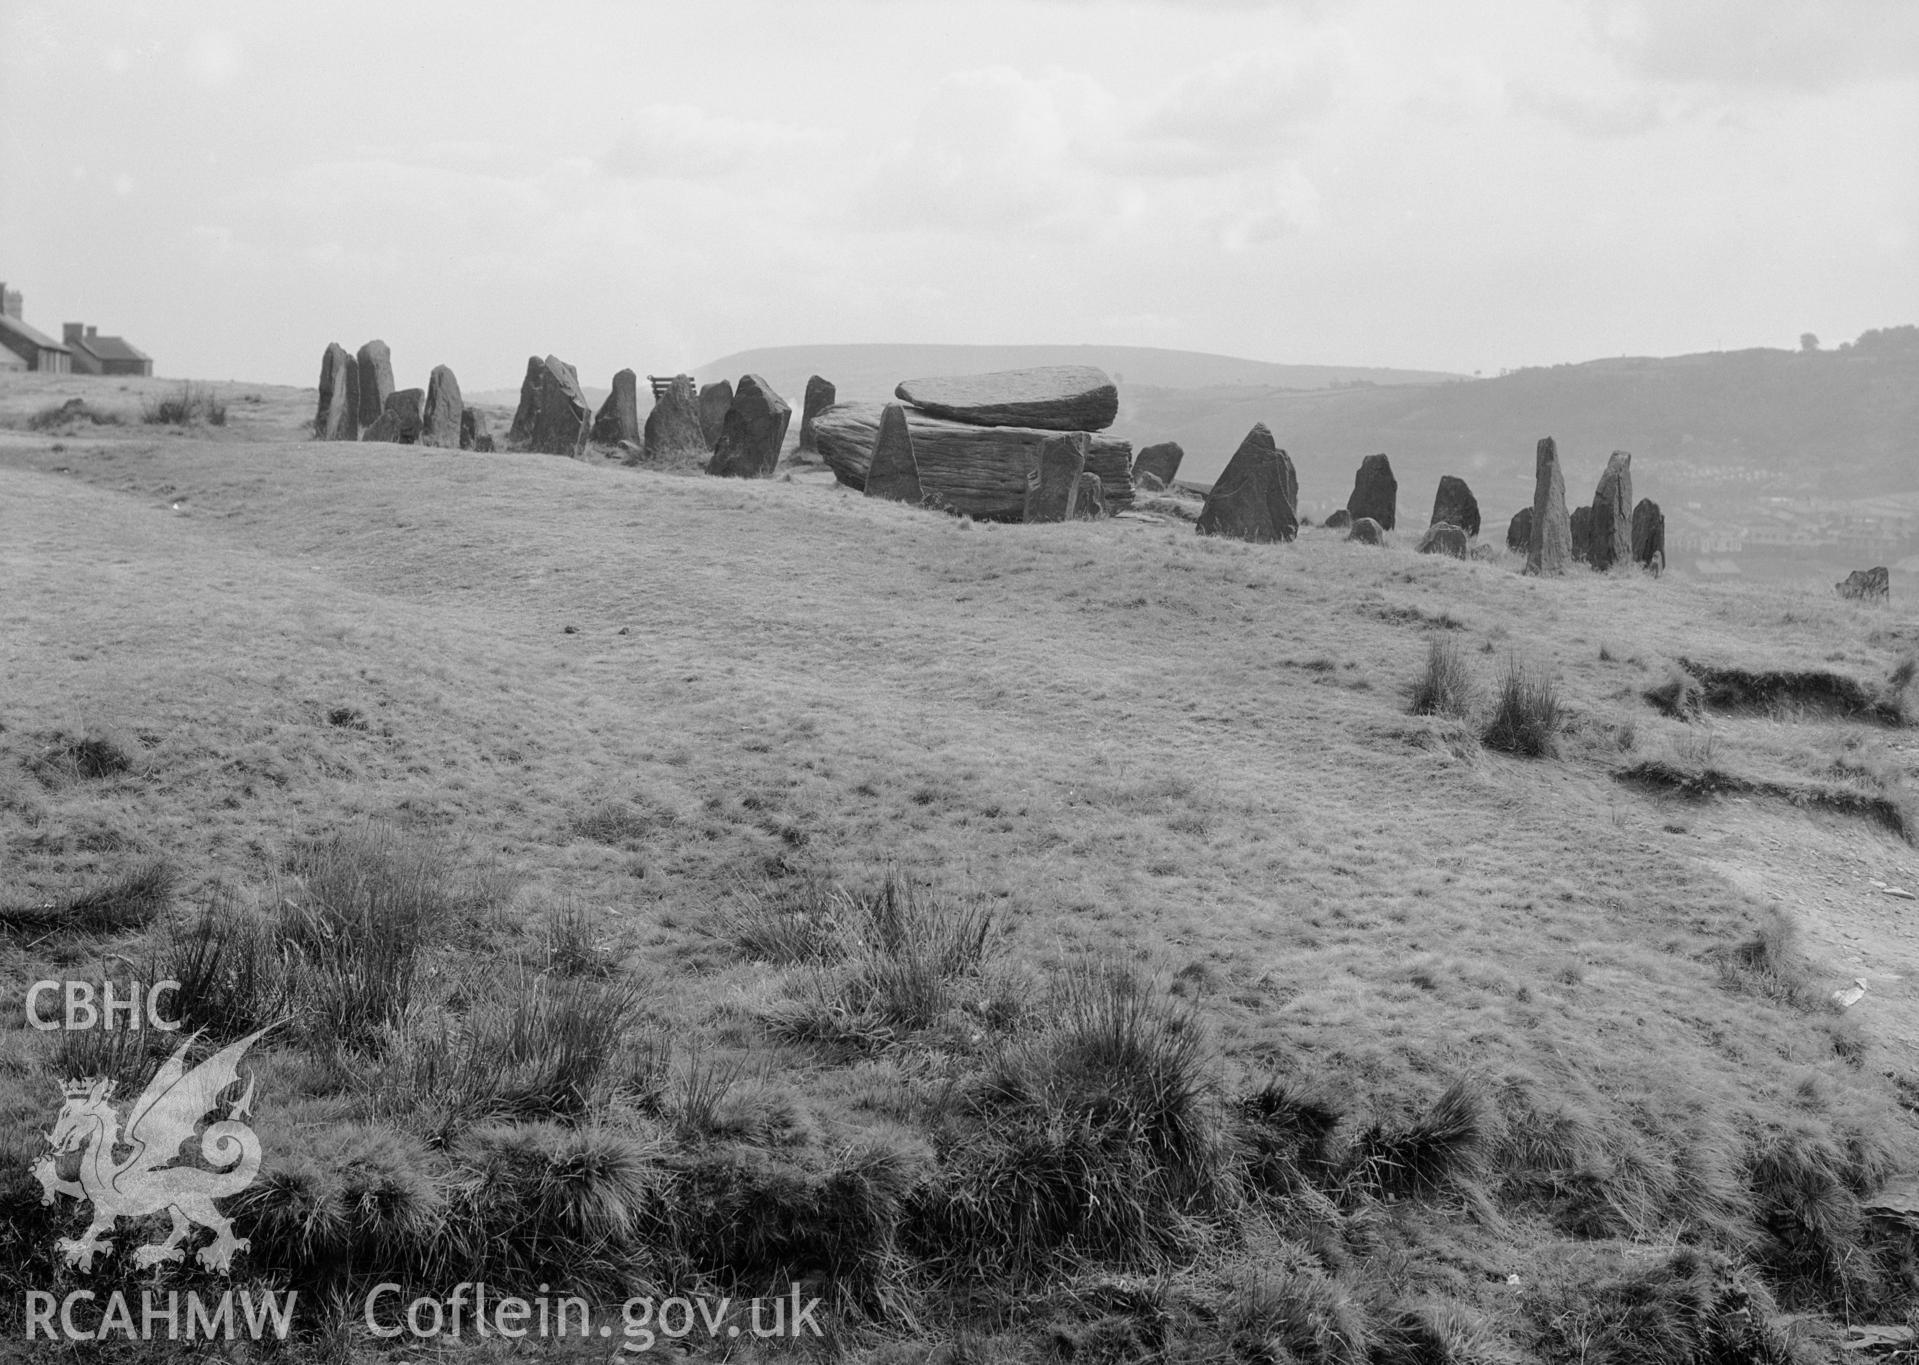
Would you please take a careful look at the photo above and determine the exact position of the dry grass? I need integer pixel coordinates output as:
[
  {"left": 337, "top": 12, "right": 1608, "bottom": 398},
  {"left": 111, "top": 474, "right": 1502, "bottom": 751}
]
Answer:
[{"left": 3, "top": 378, "right": 1918, "bottom": 1354}]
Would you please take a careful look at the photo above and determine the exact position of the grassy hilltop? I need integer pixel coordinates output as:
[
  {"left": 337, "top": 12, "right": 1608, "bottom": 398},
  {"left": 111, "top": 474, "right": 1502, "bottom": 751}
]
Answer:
[{"left": 5, "top": 372, "right": 1919, "bottom": 1361}]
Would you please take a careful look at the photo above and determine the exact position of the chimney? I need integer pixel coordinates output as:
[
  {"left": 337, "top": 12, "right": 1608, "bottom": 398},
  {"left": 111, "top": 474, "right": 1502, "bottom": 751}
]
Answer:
[
  {"left": 64, "top": 323, "right": 85, "bottom": 345},
  {"left": 86, "top": 326, "right": 96, "bottom": 339},
  {"left": 1, "top": 284, "right": 20, "bottom": 321}
]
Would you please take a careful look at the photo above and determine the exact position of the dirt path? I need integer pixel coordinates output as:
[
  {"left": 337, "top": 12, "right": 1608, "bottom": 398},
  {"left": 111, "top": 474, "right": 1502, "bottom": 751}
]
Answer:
[{"left": 1691, "top": 799, "right": 1919, "bottom": 1064}]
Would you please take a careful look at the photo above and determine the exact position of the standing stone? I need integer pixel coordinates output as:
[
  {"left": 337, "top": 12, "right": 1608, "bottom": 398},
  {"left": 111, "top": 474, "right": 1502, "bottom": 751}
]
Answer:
[
  {"left": 706, "top": 374, "right": 792, "bottom": 478},
  {"left": 896, "top": 365, "right": 1117, "bottom": 431},
  {"left": 592, "top": 369, "right": 641, "bottom": 446},
  {"left": 1346, "top": 517, "right": 1384, "bottom": 546},
  {"left": 644, "top": 376, "right": 709, "bottom": 463},
  {"left": 1570, "top": 506, "right": 1594, "bottom": 563},
  {"left": 1590, "top": 451, "right": 1634, "bottom": 571},
  {"left": 1134, "top": 441, "right": 1184, "bottom": 488},
  {"left": 864, "top": 402, "right": 923, "bottom": 504},
  {"left": 361, "top": 388, "right": 424, "bottom": 444},
  {"left": 355, "top": 341, "right": 395, "bottom": 428},
  {"left": 697, "top": 380, "right": 734, "bottom": 450},
  {"left": 460, "top": 406, "right": 495, "bottom": 453},
  {"left": 799, "top": 375, "right": 836, "bottom": 454},
  {"left": 1507, "top": 507, "right": 1534, "bottom": 553},
  {"left": 1631, "top": 498, "right": 1666, "bottom": 571},
  {"left": 1837, "top": 567, "right": 1890, "bottom": 602},
  {"left": 1196, "top": 424, "right": 1297, "bottom": 543},
  {"left": 1074, "top": 471, "right": 1106, "bottom": 520},
  {"left": 1417, "top": 524, "right": 1469, "bottom": 559},
  {"left": 420, "top": 365, "right": 463, "bottom": 448},
  {"left": 1431, "top": 476, "right": 1481, "bottom": 539},
  {"left": 509, "top": 355, "right": 591, "bottom": 457},
  {"left": 1324, "top": 508, "right": 1353, "bottom": 531},
  {"left": 1346, "top": 453, "right": 1397, "bottom": 530},
  {"left": 1526, "top": 437, "right": 1572, "bottom": 576},
  {"left": 314, "top": 342, "right": 360, "bottom": 441},
  {"left": 1024, "top": 433, "right": 1088, "bottom": 523},
  {"left": 507, "top": 356, "right": 543, "bottom": 446}
]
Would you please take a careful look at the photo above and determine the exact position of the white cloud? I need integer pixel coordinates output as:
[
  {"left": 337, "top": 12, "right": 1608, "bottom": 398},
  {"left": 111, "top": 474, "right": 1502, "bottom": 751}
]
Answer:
[
  {"left": 1507, "top": 80, "right": 1671, "bottom": 137},
  {"left": 1585, "top": 0, "right": 1919, "bottom": 91},
  {"left": 185, "top": 29, "right": 242, "bottom": 87},
  {"left": 598, "top": 105, "right": 837, "bottom": 182},
  {"left": 1119, "top": 43, "right": 1349, "bottom": 175}
]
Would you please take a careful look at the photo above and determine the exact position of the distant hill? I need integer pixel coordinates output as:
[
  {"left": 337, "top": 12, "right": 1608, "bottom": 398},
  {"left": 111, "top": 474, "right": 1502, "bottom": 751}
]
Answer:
[
  {"left": 1135, "top": 327, "right": 1919, "bottom": 526},
  {"left": 691, "top": 343, "right": 1461, "bottom": 412}
]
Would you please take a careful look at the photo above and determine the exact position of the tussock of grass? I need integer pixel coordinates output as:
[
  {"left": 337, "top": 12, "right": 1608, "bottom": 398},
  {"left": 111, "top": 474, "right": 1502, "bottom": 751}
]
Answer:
[
  {"left": 142, "top": 381, "right": 227, "bottom": 427},
  {"left": 1481, "top": 659, "right": 1560, "bottom": 757},
  {"left": 233, "top": 1124, "right": 443, "bottom": 1281},
  {"left": 543, "top": 898, "right": 615, "bottom": 977},
  {"left": 756, "top": 871, "right": 997, "bottom": 1049},
  {"left": 1528, "top": 1247, "right": 1803, "bottom": 1365},
  {"left": 26, "top": 397, "right": 123, "bottom": 431},
  {"left": 1340, "top": 1077, "right": 1489, "bottom": 1202},
  {"left": 158, "top": 896, "right": 292, "bottom": 1040},
  {"left": 908, "top": 963, "right": 1224, "bottom": 1281},
  {"left": 660, "top": 1134, "right": 928, "bottom": 1301},
  {"left": 157, "top": 825, "right": 511, "bottom": 1049},
  {"left": 394, "top": 970, "right": 640, "bottom": 1124},
  {"left": 436, "top": 1120, "right": 661, "bottom": 1295},
  {"left": 1407, "top": 637, "right": 1474, "bottom": 718},
  {"left": 1715, "top": 908, "right": 1827, "bottom": 1011},
  {"left": 0, "top": 858, "right": 173, "bottom": 935},
  {"left": 27, "top": 729, "right": 137, "bottom": 783},
  {"left": 570, "top": 798, "right": 666, "bottom": 847}
]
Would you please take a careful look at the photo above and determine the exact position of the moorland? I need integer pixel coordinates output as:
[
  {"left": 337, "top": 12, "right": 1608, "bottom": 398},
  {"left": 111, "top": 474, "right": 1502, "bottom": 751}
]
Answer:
[{"left": 4, "top": 370, "right": 1919, "bottom": 1362}]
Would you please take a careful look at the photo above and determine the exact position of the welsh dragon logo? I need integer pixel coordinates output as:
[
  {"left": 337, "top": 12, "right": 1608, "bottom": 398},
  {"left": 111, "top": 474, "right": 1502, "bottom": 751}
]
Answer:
[{"left": 30, "top": 1026, "right": 273, "bottom": 1274}]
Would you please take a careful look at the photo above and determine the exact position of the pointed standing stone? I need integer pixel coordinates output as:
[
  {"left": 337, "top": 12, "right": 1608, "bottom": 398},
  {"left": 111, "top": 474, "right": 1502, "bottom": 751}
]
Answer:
[
  {"left": 1631, "top": 498, "right": 1665, "bottom": 571},
  {"left": 706, "top": 374, "right": 791, "bottom": 478},
  {"left": 644, "top": 376, "right": 709, "bottom": 463},
  {"left": 1346, "top": 453, "right": 1397, "bottom": 529},
  {"left": 1526, "top": 437, "right": 1572, "bottom": 576},
  {"left": 1196, "top": 424, "right": 1297, "bottom": 543},
  {"left": 864, "top": 402, "right": 923, "bottom": 504},
  {"left": 1589, "top": 450, "right": 1634, "bottom": 571},
  {"left": 509, "top": 355, "right": 591, "bottom": 456},
  {"left": 355, "top": 341, "right": 394, "bottom": 428},
  {"left": 1430, "top": 475, "right": 1480, "bottom": 539},
  {"left": 697, "top": 380, "right": 733, "bottom": 450},
  {"left": 799, "top": 375, "right": 836, "bottom": 454},
  {"left": 1024, "top": 433, "right": 1088, "bottom": 522},
  {"left": 315, "top": 342, "right": 360, "bottom": 441},
  {"left": 592, "top": 369, "right": 642, "bottom": 446},
  {"left": 421, "top": 365, "right": 463, "bottom": 448}
]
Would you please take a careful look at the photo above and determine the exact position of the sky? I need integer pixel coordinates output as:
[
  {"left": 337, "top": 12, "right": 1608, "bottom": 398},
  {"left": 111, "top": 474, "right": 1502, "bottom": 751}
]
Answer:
[{"left": 2, "top": 0, "right": 1915, "bottom": 391}]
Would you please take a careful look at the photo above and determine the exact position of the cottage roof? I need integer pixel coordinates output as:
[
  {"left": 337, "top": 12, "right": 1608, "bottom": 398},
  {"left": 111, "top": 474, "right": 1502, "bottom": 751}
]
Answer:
[
  {"left": 73, "top": 333, "right": 150, "bottom": 363},
  {"left": 0, "top": 314, "right": 71, "bottom": 353}
]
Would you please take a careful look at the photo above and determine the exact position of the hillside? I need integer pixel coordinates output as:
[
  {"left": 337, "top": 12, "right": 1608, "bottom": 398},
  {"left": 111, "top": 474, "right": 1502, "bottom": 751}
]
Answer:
[
  {"left": 1132, "top": 327, "right": 1919, "bottom": 579},
  {"left": 693, "top": 342, "right": 1462, "bottom": 408},
  {"left": 5, "top": 370, "right": 1919, "bottom": 1359}
]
